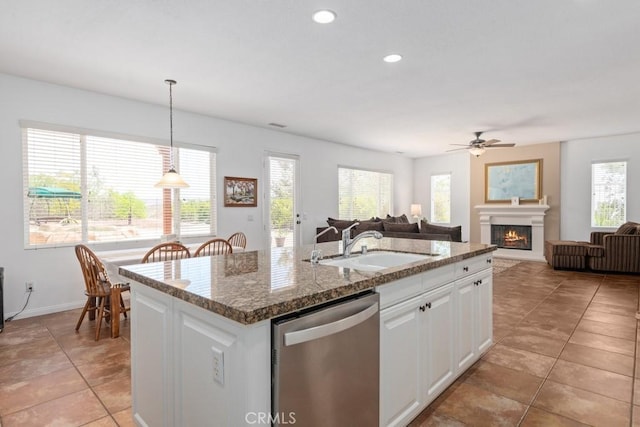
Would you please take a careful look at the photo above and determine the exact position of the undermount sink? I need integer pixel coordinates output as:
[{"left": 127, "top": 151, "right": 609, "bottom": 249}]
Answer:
[{"left": 318, "top": 251, "right": 434, "bottom": 272}]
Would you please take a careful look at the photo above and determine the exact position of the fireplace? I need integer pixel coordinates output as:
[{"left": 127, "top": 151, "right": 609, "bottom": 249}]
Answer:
[
  {"left": 491, "top": 225, "right": 532, "bottom": 250},
  {"left": 475, "top": 204, "right": 550, "bottom": 261}
]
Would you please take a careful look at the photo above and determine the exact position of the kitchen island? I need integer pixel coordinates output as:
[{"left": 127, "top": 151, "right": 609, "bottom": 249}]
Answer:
[{"left": 119, "top": 238, "right": 496, "bottom": 427}]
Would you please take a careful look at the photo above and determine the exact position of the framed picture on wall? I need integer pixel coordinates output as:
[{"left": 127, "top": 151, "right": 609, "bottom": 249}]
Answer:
[
  {"left": 224, "top": 176, "right": 258, "bottom": 207},
  {"left": 485, "top": 159, "right": 542, "bottom": 203}
]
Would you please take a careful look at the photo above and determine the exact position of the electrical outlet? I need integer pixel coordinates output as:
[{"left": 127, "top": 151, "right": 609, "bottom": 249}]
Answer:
[
  {"left": 25, "top": 282, "right": 34, "bottom": 292},
  {"left": 212, "top": 348, "right": 224, "bottom": 385}
]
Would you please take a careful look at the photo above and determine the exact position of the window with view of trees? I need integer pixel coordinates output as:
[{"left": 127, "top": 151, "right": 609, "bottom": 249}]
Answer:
[
  {"left": 338, "top": 167, "right": 393, "bottom": 220},
  {"left": 430, "top": 173, "right": 451, "bottom": 223},
  {"left": 22, "top": 124, "right": 216, "bottom": 248},
  {"left": 591, "top": 160, "right": 626, "bottom": 227}
]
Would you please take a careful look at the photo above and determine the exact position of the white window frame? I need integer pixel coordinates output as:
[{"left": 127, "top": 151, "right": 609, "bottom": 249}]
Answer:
[
  {"left": 21, "top": 121, "right": 217, "bottom": 249},
  {"left": 590, "top": 160, "right": 627, "bottom": 228}
]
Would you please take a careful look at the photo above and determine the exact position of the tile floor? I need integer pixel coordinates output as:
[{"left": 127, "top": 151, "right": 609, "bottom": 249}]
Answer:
[
  {"left": 0, "top": 260, "right": 638, "bottom": 426},
  {"left": 411, "top": 261, "right": 640, "bottom": 427},
  {"left": 0, "top": 306, "right": 133, "bottom": 426}
]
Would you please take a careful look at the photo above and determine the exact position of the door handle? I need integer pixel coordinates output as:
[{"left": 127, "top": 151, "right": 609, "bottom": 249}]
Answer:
[{"left": 284, "top": 302, "right": 379, "bottom": 346}]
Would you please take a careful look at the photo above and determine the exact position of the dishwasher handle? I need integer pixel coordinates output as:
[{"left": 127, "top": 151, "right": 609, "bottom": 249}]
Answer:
[{"left": 284, "top": 301, "right": 379, "bottom": 346}]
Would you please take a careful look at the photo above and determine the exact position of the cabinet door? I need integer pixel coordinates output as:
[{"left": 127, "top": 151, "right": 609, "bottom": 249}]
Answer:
[
  {"left": 380, "top": 295, "right": 422, "bottom": 427},
  {"left": 475, "top": 270, "right": 493, "bottom": 354},
  {"left": 174, "top": 308, "right": 238, "bottom": 427},
  {"left": 131, "top": 284, "right": 174, "bottom": 427},
  {"left": 421, "top": 283, "right": 456, "bottom": 404},
  {"left": 455, "top": 278, "right": 476, "bottom": 372}
]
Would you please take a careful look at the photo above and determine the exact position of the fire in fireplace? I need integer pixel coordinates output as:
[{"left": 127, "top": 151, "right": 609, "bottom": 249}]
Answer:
[{"left": 491, "top": 225, "right": 532, "bottom": 250}]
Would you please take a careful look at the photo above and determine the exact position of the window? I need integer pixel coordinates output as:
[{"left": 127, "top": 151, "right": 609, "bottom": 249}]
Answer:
[
  {"left": 338, "top": 167, "right": 393, "bottom": 219},
  {"left": 22, "top": 124, "right": 216, "bottom": 248},
  {"left": 430, "top": 173, "right": 451, "bottom": 224},
  {"left": 591, "top": 161, "right": 626, "bottom": 227}
]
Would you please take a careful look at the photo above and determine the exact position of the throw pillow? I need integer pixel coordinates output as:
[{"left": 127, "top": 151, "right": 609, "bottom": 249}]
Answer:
[
  {"left": 383, "top": 222, "right": 419, "bottom": 233},
  {"left": 615, "top": 221, "right": 638, "bottom": 235},
  {"left": 385, "top": 214, "right": 409, "bottom": 224},
  {"left": 326, "top": 218, "right": 357, "bottom": 230},
  {"left": 420, "top": 220, "right": 462, "bottom": 242},
  {"left": 356, "top": 221, "right": 384, "bottom": 232}
]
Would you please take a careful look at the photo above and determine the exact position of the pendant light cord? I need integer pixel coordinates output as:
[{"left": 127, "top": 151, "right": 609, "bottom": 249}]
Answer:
[{"left": 165, "top": 79, "right": 177, "bottom": 169}]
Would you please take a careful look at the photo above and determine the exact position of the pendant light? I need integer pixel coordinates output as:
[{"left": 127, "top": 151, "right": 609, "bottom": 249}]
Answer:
[{"left": 155, "top": 79, "right": 189, "bottom": 188}]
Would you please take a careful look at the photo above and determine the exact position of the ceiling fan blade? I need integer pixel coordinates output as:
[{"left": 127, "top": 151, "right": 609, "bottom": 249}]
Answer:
[
  {"left": 449, "top": 144, "right": 472, "bottom": 147},
  {"left": 445, "top": 147, "right": 470, "bottom": 152},
  {"left": 483, "top": 139, "right": 501, "bottom": 146},
  {"left": 486, "top": 143, "right": 516, "bottom": 148}
]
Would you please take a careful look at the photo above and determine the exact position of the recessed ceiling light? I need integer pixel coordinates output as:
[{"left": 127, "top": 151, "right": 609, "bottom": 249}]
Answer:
[
  {"left": 312, "top": 10, "right": 337, "bottom": 24},
  {"left": 383, "top": 54, "right": 403, "bottom": 63}
]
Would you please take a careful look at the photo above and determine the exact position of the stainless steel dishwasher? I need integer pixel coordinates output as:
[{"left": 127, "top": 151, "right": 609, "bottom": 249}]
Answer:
[{"left": 272, "top": 291, "right": 379, "bottom": 427}]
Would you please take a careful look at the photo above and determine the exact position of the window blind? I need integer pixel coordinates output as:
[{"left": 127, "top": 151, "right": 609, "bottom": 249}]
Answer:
[
  {"left": 269, "top": 156, "right": 295, "bottom": 247},
  {"left": 23, "top": 126, "right": 216, "bottom": 248},
  {"left": 591, "top": 161, "right": 626, "bottom": 227},
  {"left": 338, "top": 167, "right": 393, "bottom": 220}
]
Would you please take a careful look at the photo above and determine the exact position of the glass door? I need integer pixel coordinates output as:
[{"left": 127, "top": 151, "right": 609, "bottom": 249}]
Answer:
[{"left": 266, "top": 153, "right": 300, "bottom": 249}]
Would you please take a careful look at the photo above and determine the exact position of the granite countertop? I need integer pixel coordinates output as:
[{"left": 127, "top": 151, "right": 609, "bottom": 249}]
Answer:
[{"left": 118, "top": 238, "right": 496, "bottom": 325}]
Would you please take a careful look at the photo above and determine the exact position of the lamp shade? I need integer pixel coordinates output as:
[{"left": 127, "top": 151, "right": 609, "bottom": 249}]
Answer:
[
  {"left": 155, "top": 168, "right": 189, "bottom": 188},
  {"left": 410, "top": 204, "right": 422, "bottom": 218}
]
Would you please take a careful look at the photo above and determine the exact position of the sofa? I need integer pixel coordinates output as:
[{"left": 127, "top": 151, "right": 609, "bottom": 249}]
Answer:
[
  {"left": 545, "top": 221, "right": 640, "bottom": 273},
  {"left": 315, "top": 215, "right": 462, "bottom": 243}
]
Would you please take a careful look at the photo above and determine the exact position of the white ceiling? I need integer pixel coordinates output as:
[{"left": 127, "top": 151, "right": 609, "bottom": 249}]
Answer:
[{"left": 2, "top": 1, "right": 639, "bottom": 157}]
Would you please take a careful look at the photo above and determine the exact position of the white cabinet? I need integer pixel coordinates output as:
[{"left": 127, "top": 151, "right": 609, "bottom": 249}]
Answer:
[
  {"left": 131, "top": 283, "right": 271, "bottom": 427},
  {"left": 380, "top": 295, "right": 422, "bottom": 427},
  {"left": 380, "top": 283, "right": 455, "bottom": 427},
  {"left": 455, "top": 277, "right": 476, "bottom": 372},
  {"left": 455, "top": 269, "right": 493, "bottom": 372},
  {"left": 475, "top": 269, "right": 493, "bottom": 354},
  {"left": 379, "top": 254, "right": 493, "bottom": 427},
  {"left": 130, "top": 287, "right": 174, "bottom": 427},
  {"left": 421, "top": 283, "right": 456, "bottom": 403}
]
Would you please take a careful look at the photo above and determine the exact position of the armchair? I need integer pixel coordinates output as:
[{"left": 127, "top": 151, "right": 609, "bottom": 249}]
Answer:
[{"left": 588, "top": 230, "right": 640, "bottom": 273}]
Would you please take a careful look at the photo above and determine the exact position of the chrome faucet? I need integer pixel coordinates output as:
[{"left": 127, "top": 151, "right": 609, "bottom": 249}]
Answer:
[
  {"left": 342, "top": 224, "right": 383, "bottom": 258},
  {"left": 310, "top": 226, "right": 338, "bottom": 264},
  {"left": 341, "top": 222, "right": 360, "bottom": 254}
]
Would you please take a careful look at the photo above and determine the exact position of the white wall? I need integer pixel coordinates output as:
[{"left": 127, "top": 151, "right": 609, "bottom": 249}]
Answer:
[
  {"left": 0, "top": 73, "right": 413, "bottom": 319},
  {"left": 412, "top": 152, "right": 471, "bottom": 242},
  {"left": 560, "top": 134, "right": 640, "bottom": 240}
]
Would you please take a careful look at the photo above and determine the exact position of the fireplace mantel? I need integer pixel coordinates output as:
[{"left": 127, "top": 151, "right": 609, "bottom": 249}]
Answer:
[{"left": 475, "top": 204, "right": 550, "bottom": 261}]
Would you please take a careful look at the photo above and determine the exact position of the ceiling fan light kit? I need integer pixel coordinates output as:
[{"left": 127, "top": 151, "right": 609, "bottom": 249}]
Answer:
[
  {"left": 469, "top": 145, "right": 486, "bottom": 157},
  {"left": 447, "top": 131, "right": 516, "bottom": 156}
]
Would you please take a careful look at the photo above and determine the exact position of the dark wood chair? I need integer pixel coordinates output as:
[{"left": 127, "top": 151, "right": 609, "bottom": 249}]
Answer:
[
  {"left": 75, "top": 244, "right": 130, "bottom": 340},
  {"left": 227, "top": 232, "right": 247, "bottom": 252},
  {"left": 194, "top": 238, "right": 233, "bottom": 257},
  {"left": 141, "top": 242, "right": 191, "bottom": 263}
]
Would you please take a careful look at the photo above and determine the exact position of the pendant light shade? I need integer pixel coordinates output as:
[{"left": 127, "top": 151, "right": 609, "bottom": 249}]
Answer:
[
  {"left": 155, "top": 79, "right": 189, "bottom": 188},
  {"left": 156, "top": 167, "right": 189, "bottom": 188}
]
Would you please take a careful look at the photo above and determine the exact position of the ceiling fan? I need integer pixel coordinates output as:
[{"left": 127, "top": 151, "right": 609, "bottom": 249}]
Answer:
[{"left": 447, "top": 131, "right": 516, "bottom": 157}]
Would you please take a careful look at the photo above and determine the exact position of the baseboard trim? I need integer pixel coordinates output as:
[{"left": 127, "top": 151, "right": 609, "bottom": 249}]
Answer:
[{"left": 4, "top": 300, "right": 85, "bottom": 321}]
